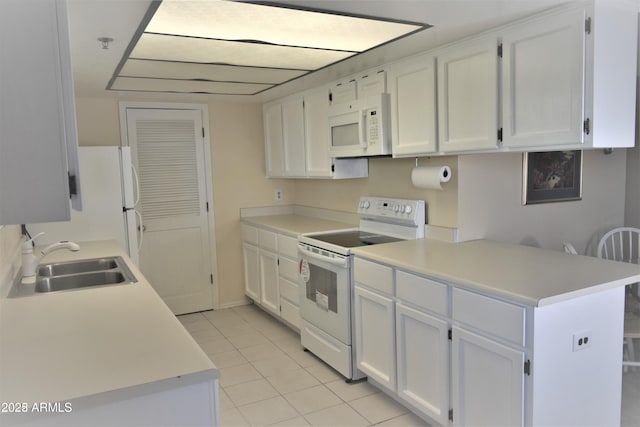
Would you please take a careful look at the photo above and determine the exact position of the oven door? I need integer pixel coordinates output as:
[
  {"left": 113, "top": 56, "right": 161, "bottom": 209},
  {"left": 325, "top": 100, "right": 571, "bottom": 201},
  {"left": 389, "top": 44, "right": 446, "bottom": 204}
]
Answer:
[{"left": 298, "top": 243, "right": 351, "bottom": 345}]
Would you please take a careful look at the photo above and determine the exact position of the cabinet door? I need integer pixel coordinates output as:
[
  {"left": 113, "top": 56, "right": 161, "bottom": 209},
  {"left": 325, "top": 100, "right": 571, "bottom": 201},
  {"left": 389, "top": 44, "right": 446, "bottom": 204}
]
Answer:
[
  {"left": 354, "top": 285, "right": 396, "bottom": 392},
  {"left": 0, "top": 0, "right": 80, "bottom": 224},
  {"left": 388, "top": 54, "right": 437, "bottom": 157},
  {"left": 263, "top": 102, "right": 284, "bottom": 177},
  {"left": 451, "top": 326, "right": 524, "bottom": 426},
  {"left": 330, "top": 80, "right": 356, "bottom": 105},
  {"left": 437, "top": 36, "right": 499, "bottom": 152},
  {"left": 396, "top": 303, "right": 449, "bottom": 425},
  {"left": 242, "top": 242, "right": 260, "bottom": 301},
  {"left": 501, "top": 8, "right": 586, "bottom": 148},
  {"left": 282, "top": 97, "right": 306, "bottom": 177},
  {"left": 303, "top": 87, "right": 333, "bottom": 177},
  {"left": 357, "top": 71, "right": 386, "bottom": 98},
  {"left": 259, "top": 249, "right": 280, "bottom": 315}
]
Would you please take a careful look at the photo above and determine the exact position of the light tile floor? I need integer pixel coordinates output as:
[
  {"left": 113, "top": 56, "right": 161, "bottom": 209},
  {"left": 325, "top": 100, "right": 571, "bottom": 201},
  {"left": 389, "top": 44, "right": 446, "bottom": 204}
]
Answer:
[
  {"left": 180, "top": 304, "right": 640, "bottom": 427},
  {"left": 178, "top": 304, "right": 429, "bottom": 426}
]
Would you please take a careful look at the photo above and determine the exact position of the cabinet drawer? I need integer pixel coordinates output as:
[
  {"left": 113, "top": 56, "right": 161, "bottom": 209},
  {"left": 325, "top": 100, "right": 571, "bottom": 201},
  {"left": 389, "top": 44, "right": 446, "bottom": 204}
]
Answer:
[
  {"left": 452, "top": 288, "right": 525, "bottom": 346},
  {"left": 354, "top": 258, "right": 393, "bottom": 295},
  {"left": 396, "top": 270, "right": 448, "bottom": 316},
  {"left": 241, "top": 224, "right": 258, "bottom": 244},
  {"left": 280, "top": 277, "right": 299, "bottom": 304},
  {"left": 279, "top": 256, "right": 298, "bottom": 283},
  {"left": 278, "top": 234, "right": 299, "bottom": 259},
  {"left": 258, "top": 229, "right": 278, "bottom": 251}
]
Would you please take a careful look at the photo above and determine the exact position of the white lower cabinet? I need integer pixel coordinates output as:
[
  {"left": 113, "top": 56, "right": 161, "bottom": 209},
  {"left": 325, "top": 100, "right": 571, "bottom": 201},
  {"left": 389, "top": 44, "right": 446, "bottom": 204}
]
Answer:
[
  {"left": 451, "top": 326, "right": 524, "bottom": 426},
  {"left": 241, "top": 223, "right": 301, "bottom": 330},
  {"left": 242, "top": 242, "right": 260, "bottom": 301},
  {"left": 354, "top": 258, "right": 528, "bottom": 426},
  {"left": 354, "top": 285, "right": 396, "bottom": 391},
  {"left": 258, "top": 248, "right": 280, "bottom": 315},
  {"left": 396, "top": 303, "right": 450, "bottom": 425}
]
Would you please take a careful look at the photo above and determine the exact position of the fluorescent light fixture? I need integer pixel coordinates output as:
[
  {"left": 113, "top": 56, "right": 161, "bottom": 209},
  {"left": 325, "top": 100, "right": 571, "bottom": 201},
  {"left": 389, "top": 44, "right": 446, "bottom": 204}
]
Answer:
[{"left": 108, "top": 0, "right": 430, "bottom": 95}]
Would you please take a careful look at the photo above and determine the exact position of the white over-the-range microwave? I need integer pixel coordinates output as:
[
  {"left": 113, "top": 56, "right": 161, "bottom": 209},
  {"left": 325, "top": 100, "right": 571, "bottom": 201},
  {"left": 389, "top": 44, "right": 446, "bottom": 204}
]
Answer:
[{"left": 327, "top": 93, "right": 391, "bottom": 158}]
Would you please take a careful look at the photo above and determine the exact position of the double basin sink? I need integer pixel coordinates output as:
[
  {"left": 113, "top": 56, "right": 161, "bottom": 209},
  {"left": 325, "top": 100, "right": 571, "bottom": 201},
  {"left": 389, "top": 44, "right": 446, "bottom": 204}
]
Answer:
[{"left": 10, "top": 256, "right": 137, "bottom": 297}]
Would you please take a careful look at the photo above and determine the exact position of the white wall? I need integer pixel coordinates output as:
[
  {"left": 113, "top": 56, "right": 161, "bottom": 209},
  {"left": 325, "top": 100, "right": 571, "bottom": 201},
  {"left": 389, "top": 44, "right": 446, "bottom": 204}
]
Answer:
[
  {"left": 626, "top": 144, "right": 640, "bottom": 228},
  {"left": 457, "top": 149, "right": 628, "bottom": 255}
]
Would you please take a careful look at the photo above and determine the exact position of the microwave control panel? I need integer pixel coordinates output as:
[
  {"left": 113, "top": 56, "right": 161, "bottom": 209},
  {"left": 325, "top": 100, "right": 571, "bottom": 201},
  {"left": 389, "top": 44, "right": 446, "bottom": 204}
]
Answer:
[{"left": 366, "top": 109, "right": 380, "bottom": 145}]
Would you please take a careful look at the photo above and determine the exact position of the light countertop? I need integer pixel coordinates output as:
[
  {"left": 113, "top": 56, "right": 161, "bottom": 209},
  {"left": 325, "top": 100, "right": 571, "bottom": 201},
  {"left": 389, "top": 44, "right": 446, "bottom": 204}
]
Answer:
[
  {"left": 0, "top": 240, "right": 217, "bottom": 403},
  {"left": 241, "top": 214, "right": 356, "bottom": 236},
  {"left": 352, "top": 238, "right": 640, "bottom": 307}
]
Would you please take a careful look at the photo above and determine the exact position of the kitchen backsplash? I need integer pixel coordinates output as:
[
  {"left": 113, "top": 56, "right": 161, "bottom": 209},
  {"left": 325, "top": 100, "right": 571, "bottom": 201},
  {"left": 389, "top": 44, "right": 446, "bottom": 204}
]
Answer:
[{"left": 0, "top": 225, "right": 22, "bottom": 295}]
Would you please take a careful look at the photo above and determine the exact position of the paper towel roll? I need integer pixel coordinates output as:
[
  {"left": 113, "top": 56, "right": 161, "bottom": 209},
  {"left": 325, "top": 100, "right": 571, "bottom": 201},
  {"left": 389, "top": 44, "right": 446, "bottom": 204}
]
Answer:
[{"left": 411, "top": 166, "right": 452, "bottom": 190}]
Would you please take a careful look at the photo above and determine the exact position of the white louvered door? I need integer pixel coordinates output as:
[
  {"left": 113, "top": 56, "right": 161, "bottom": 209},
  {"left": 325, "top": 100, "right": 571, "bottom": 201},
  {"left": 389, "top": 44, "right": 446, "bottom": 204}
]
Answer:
[{"left": 126, "top": 108, "right": 213, "bottom": 314}]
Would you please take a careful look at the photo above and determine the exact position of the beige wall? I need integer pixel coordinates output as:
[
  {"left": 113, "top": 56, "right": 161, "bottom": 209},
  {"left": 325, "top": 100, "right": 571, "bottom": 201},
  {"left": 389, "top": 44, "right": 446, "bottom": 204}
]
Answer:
[
  {"left": 458, "top": 150, "right": 628, "bottom": 255},
  {"left": 294, "top": 156, "right": 458, "bottom": 228},
  {"left": 207, "top": 102, "right": 294, "bottom": 307}
]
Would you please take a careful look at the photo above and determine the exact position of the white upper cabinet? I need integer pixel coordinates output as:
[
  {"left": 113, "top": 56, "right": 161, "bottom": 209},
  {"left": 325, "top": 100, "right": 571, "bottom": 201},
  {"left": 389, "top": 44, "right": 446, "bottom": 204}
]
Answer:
[
  {"left": 264, "top": 89, "right": 368, "bottom": 180},
  {"left": 330, "top": 71, "right": 386, "bottom": 104},
  {"left": 0, "top": 0, "right": 81, "bottom": 225},
  {"left": 329, "top": 80, "right": 357, "bottom": 105},
  {"left": 304, "top": 87, "right": 333, "bottom": 178},
  {"left": 387, "top": 53, "right": 438, "bottom": 157},
  {"left": 437, "top": 36, "right": 500, "bottom": 153},
  {"left": 264, "top": 102, "right": 285, "bottom": 177},
  {"left": 501, "top": 8, "right": 587, "bottom": 148},
  {"left": 281, "top": 97, "right": 306, "bottom": 177}
]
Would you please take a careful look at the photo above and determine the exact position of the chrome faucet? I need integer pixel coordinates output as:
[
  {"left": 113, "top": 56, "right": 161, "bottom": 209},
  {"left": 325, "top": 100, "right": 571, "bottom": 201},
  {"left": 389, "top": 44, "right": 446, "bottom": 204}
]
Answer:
[{"left": 22, "top": 233, "right": 80, "bottom": 280}]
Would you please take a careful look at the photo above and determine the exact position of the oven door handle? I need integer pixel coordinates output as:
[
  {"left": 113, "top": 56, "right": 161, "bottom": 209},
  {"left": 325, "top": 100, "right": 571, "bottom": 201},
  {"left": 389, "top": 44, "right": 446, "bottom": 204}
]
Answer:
[{"left": 300, "top": 248, "right": 348, "bottom": 268}]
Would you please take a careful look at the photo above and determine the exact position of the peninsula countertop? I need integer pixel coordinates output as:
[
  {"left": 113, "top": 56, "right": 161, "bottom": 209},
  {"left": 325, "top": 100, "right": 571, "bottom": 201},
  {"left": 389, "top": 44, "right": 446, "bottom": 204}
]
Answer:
[
  {"left": 0, "top": 240, "right": 217, "bottom": 404},
  {"left": 352, "top": 238, "right": 640, "bottom": 307}
]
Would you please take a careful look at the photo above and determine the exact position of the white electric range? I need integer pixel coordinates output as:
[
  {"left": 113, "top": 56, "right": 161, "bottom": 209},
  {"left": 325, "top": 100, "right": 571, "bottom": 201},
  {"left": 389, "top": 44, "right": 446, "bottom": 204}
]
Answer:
[{"left": 298, "top": 197, "right": 425, "bottom": 380}]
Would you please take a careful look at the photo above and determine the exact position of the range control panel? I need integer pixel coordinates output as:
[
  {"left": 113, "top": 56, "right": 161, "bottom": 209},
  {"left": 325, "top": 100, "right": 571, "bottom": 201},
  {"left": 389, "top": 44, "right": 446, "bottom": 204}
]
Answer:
[{"left": 357, "top": 197, "right": 426, "bottom": 226}]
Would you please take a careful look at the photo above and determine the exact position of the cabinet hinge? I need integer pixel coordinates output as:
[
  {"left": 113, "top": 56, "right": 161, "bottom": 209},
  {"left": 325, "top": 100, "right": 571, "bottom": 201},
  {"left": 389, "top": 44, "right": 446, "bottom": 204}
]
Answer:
[
  {"left": 585, "top": 17, "right": 592, "bottom": 35},
  {"left": 498, "top": 128, "right": 503, "bottom": 142},
  {"left": 448, "top": 329, "right": 452, "bottom": 340},
  {"left": 331, "top": 164, "right": 335, "bottom": 173},
  {"left": 497, "top": 43, "right": 503, "bottom": 58},
  {"left": 584, "top": 118, "right": 591, "bottom": 135},
  {"left": 68, "top": 173, "right": 78, "bottom": 197},
  {"left": 210, "top": 274, "right": 214, "bottom": 284},
  {"left": 524, "top": 359, "right": 531, "bottom": 376},
  {"left": 449, "top": 409, "right": 454, "bottom": 422}
]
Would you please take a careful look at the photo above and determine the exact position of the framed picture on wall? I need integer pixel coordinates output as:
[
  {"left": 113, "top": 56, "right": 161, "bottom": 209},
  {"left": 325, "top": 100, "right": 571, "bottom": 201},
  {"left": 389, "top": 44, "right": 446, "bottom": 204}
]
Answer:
[{"left": 522, "top": 150, "right": 583, "bottom": 205}]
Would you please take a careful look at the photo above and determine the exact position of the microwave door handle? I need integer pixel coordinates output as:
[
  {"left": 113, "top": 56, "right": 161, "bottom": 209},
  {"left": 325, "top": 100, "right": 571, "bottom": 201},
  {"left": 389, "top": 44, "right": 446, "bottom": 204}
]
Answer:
[{"left": 358, "top": 110, "right": 368, "bottom": 149}]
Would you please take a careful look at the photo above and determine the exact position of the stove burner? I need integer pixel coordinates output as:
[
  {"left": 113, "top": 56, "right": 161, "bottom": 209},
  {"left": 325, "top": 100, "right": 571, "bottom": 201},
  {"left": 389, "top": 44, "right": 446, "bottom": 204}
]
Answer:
[{"left": 305, "top": 230, "right": 402, "bottom": 248}]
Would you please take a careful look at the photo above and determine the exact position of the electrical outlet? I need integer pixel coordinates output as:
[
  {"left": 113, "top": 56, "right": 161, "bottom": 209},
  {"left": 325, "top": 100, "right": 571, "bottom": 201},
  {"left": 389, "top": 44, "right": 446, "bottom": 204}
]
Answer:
[
  {"left": 573, "top": 331, "right": 592, "bottom": 352},
  {"left": 275, "top": 189, "right": 283, "bottom": 201}
]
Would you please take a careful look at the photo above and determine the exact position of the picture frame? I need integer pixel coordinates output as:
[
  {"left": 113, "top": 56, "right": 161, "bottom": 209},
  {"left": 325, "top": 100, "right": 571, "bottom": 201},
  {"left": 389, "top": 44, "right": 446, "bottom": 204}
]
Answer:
[{"left": 522, "top": 150, "right": 582, "bottom": 205}]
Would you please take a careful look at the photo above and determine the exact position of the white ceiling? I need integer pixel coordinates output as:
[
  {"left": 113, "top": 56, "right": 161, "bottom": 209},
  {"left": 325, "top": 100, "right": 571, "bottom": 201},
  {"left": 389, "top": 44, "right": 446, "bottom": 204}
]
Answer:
[{"left": 67, "top": 0, "right": 573, "bottom": 103}]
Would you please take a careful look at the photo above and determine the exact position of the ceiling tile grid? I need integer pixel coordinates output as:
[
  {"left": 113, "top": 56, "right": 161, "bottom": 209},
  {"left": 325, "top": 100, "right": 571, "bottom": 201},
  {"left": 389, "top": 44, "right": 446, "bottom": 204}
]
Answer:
[{"left": 107, "top": 0, "right": 429, "bottom": 95}]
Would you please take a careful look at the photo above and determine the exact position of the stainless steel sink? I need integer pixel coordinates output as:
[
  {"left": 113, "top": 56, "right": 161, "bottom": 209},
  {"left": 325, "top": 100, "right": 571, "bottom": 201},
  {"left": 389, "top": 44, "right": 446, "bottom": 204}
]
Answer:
[
  {"left": 37, "top": 257, "right": 119, "bottom": 277},
  {"left": 35, "top": 271, "right": 130, "bottom": 293},
  {"left": 32, "top": 256, "right": 137, "bottom": 294}
]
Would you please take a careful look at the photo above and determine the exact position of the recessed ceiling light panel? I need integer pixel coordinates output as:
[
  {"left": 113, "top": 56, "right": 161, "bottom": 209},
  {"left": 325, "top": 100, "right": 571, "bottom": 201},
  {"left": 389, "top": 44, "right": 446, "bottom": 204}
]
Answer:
[{"left": 108, "top": 0, "right": 430, "bottom": 95}]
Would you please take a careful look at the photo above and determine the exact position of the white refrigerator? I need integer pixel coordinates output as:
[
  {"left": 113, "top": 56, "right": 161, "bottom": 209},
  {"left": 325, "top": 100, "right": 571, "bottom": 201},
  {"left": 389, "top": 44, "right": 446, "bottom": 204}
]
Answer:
[{"left": 28, "top": 146, "right": 143, "bottom": 266}]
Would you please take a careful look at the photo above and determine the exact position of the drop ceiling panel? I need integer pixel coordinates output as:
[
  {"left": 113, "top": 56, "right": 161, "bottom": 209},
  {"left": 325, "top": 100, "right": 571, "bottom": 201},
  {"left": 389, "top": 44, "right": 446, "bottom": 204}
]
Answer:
[
  {"left": 131, "top": 33, "right": 355, "bottom": 70},
  {"left": 111, "top": 77, "right": 272, "bottom": 95},
  {"left": 147, "top": 0, "right": 424, "bottom": 52},
  {"left": 108, "top": 0, "right": 430, "bottom": 95},
  {"left": 120, "top": 59, "right": 305, "bottom": 84}
]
